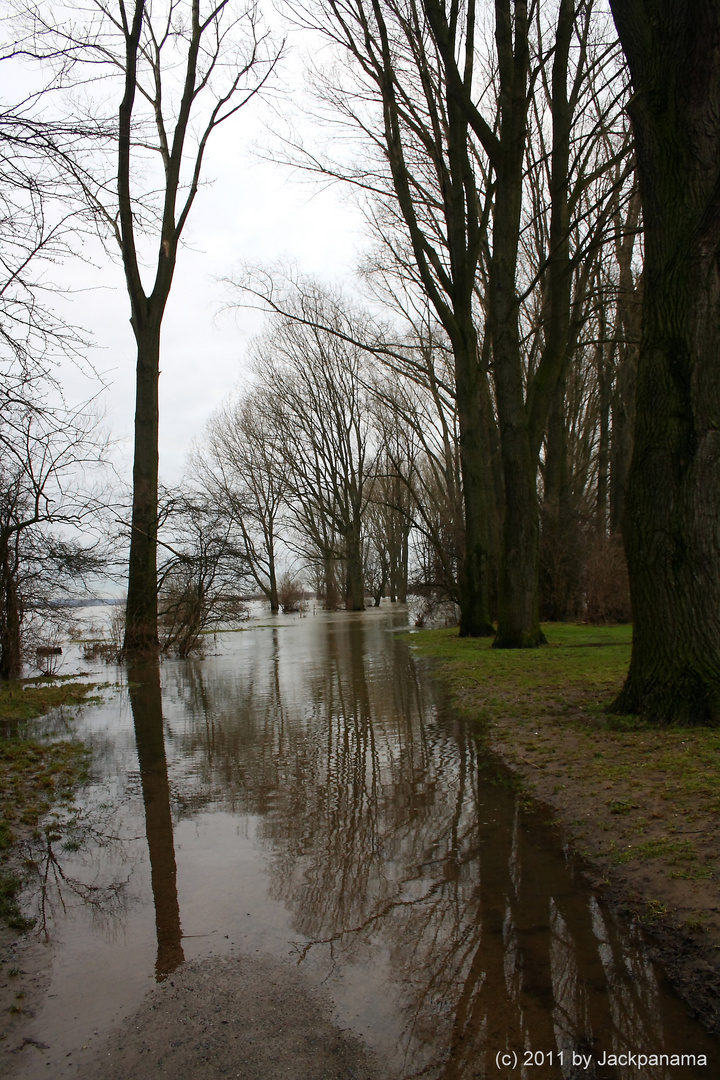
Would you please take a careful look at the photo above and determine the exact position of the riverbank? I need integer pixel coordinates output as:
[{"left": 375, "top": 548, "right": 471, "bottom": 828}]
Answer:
[{"left": 410, "top": 623, "right": 720, "bottom": 1033}]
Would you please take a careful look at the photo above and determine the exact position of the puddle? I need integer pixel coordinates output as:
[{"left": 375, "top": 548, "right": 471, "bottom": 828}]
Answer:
[{"left": 4, "top": 608, "right": 719, "bottom": 1078}]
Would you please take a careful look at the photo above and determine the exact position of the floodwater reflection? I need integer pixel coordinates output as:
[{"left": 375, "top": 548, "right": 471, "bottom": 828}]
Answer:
[
  {"left": 12, "top": 611, "right": 719, "bottom": 1080},
  {"left": 156, "top": 613, "right": 717, "bottom": 1079},
  {"left": 127, "top": 663, "right": 185, "bottom": 979}
]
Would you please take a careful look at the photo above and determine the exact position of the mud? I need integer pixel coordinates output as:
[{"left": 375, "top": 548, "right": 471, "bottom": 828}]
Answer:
[{"left": 59, "top": 953, "right": 383, "bottom": 1080}]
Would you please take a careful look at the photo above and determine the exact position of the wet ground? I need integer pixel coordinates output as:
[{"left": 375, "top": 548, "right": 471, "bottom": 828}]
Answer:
[{"left": 3, "top": 608, "right": 720, "bottom": 1078}]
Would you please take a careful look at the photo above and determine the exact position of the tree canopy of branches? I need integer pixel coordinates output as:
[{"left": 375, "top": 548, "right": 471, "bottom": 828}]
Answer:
[
  {"left": 249, "top": 282, "right": 374, "bottom": 611},
  {"left": 0, "top": 67, "right": 111, "bottom": 678},
  {"left": 194, "top": 390, "right": 287, "bottom": 613},
  {"left": 0, "top": 400, "right": 107, "bottom": 679}
]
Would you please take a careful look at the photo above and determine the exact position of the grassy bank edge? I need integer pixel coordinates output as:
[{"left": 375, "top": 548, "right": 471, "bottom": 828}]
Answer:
[{"left": 408, "top": 622, "right": 720, "bottom": 1031}]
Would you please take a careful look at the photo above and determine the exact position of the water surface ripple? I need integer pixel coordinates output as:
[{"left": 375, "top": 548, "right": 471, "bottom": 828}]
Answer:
[{"left": 8, "top": 609, "right": 720, "bottom": 1079}]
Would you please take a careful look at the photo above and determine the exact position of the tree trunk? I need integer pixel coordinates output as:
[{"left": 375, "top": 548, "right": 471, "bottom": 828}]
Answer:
[
  {"left": 398, "top": 524, "right": 409, "bottom": 604},
  {"left": 596, "top": 309, "right": 611, "bottom": 535},
  {"left": 540, "top": 376, "right": 572, "bottom": 621},
  {"left": 344, "top": 520, "right": 365, "bottom": 611},
  {"left": 494, "top": 413, "right": 543, "bottom": 646},
  {"left": 456, "top": 330, "right": 495, "bottom": 637},
  {"left": 0, "top": 536, "right": 22, "bottom": 680},
  {"left": 491, "top": 0, "right": 574, "bottom": 648},
  {"left": 609, "top": 348, "right": 635, "bottom": 536},
  {"left": 322, "top": 552, "right": 338, "bottom": 610},
  {"left": 490, "top": 17, "right": 542, "bottom": 646},
  {"left": 124, "top": 323, "right": 161, "bottom": 654},
  {"left": 268, "top": 540, "right": 279, "bottom": 614},
  {"left": 610, "top": 0, "right": 720, "bottom": 722}
]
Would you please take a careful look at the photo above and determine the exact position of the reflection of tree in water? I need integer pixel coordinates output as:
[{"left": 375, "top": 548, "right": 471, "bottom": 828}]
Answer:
[
  {"left": 18, "top": 801, "right": 132, "bottom": 939},
  {"left": 128, "top": 663, "right": 185, "bottom": 980},
  {"left": 165, "top": 618, "right": 717, "bottom": 1079}
]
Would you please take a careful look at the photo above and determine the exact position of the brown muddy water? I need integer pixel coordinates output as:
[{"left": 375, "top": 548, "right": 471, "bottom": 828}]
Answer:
[{"left": 4, "top": 608, "right": 720, "bottom": 1079}]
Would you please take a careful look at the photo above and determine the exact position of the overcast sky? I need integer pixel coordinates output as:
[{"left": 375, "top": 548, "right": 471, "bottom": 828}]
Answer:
[{"left": 50, "top": 47, "right": 369, "bottom": 486}]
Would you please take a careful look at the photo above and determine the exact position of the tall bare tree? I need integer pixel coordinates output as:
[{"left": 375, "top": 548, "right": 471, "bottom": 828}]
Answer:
[
  {"left": 0, "top": 83, "right": 110, "bottom": 678},
  {"left": 13, "top": 0, "right": 280, "bottom": 653},
  {"left": 291, "top": 0, "right": 496, "bottom": 634}
]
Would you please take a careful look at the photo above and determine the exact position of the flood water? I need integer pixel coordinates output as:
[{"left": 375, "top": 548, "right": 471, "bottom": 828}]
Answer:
[{"left": 6, "top": 608, "right": 720, "bottom": 1078}]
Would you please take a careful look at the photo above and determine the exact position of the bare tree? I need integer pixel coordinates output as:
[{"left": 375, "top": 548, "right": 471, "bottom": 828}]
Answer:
[
  {"left": 282, "top": 0, "right": 496, "bottom": 634},
  {"left": 249, "top": 281, "right": 374, "bottom": 611},
  {"left": 0, "top": 77, "right": 112, "bottom": 678},
  {"left": 371, "top": 326, "right": 467, "bottom": 605},
  {"left": 194, "top": 390, "right": 287, "bottom": 613},
  {"left": 156, "top": 489, "right": 247, "bottom": 657},
  {"left": 12, "top": 0, "right": 281, "bottom": 654},
  {"left": 0, "top": 401, "right": 107, "bottom": 679}
]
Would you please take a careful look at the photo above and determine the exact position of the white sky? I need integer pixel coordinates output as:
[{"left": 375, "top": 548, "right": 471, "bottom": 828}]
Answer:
[{"left": 54, "top": 103, "right": 367, "bottom": 486}]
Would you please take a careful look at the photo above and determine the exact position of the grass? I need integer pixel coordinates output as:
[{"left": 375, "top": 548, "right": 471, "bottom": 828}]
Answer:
[
  {"left": 0, "top": 679, "right": 104, "bottom": 725},
  {"left": 409, "top": 623, "right": 720, "bottom": 886},
  {"left": 0, "top": 679, "right": 99, "bottom": 931}
]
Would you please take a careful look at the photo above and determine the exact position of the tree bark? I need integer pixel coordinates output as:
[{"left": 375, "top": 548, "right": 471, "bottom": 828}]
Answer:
[
  {"left": 0, "top": 536, "right": 22, "bottom": 680},
  {"left": 125, "top": 324, "right": 161, "bottom": 652},
  {"left": 456, "top": 327, "right": 494, "bottom": 636},
  {"left": 489, "top": 0, "right": 543, "bottom": 648},
  {"left": 267, "top": 543, "right": 279, "bottom": 614},
  {"left": 609, "top": 192, "right": 642, "bottom": 536},
  {"left": 344, "top": 518, "right": 365, "bottom": 611},
  {"left": 488, "top": 0, "right": 582, "bottom": 647},
  {"left": 540, "top": 375, "right": 572, "bottom": 620},
  {"left": 609, "top": 0, "right": 720, "bottom": 722}
]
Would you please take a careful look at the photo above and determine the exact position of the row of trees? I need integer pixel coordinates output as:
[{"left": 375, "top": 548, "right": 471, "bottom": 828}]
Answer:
[
  {"left": 2, "top": 0, "right": 720, "bottom": 725},
  {"left": 250, "top": 0, "right": 720, "bottom": 723},
  {"left": 173, "top": 264, "right": 634, "bottom": 637}
]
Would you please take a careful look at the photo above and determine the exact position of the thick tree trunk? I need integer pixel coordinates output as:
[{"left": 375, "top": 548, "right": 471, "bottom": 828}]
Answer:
[
  {"left": 0, "top": 538, "right": 21, "bottom": 680},
  {"left": 124, "top": 324, "right": 161, "bottom": 654},
  {"left": 344, "top": 519, "right": 365, "bottom": 611},
  {"left": 267, "top": 540, "right": 279, "bottom": 614},
  {"left": 494, "top": 408, "right": 543, "bottom": 646},
  {"left": 609, "top": 347, "right": 635, "bottom": 536},
  {"left": 491, "top": 0, "right": 573, "bottom": 648},
  {"left": 540, "top": 376, "right": 573, "bottom": 621},
  {"left": 456, "top": 330, "right": 495, "bottom": 637},
  {"left": 490, "top": 66, "right": 543, "bottom": 647},
  {"left": 610, "top": 189, "right": 641, "bottom": 536},
  {"left": 610, "top": 0, "right": 720, "bottom": 722},
  {"left": 322, "top": 552, "right": 338, "bottom": 611}
]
